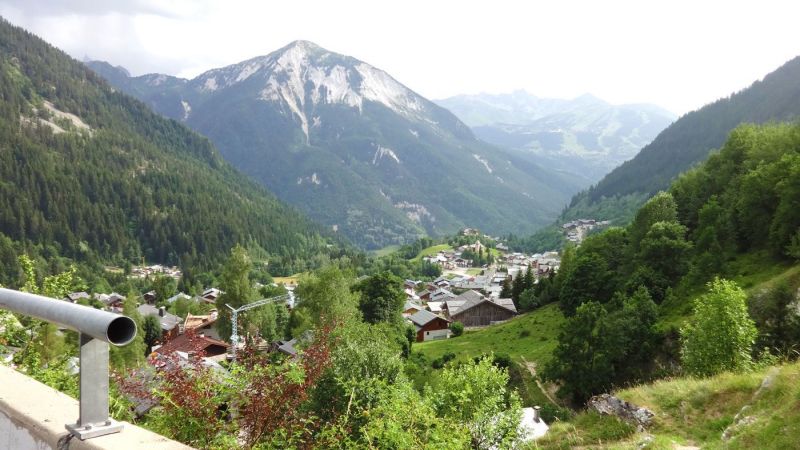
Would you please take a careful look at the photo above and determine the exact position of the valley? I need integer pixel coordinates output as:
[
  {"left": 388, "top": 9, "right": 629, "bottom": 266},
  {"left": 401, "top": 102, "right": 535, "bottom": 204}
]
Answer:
[{"left": 0, "top": 5, "right": 799, "bottom": 450}]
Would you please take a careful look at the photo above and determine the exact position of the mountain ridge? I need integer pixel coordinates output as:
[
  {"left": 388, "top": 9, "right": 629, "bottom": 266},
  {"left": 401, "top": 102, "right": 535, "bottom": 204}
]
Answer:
[
  {"left": 436, "top": 91, "right": 675, "bottom": 185},
  {"left": 87, "top": 41, "right": 583, "bottom": 249}
]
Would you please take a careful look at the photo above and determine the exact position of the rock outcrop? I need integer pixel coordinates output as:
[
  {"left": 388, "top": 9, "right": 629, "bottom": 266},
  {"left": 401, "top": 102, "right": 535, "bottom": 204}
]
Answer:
[{"left": 587, "top": 394, "right": 655, "bottom": 431}]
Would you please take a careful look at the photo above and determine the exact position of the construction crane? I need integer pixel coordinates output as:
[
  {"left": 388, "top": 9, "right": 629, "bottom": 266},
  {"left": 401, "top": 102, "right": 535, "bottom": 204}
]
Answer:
[{"left": 226, "top": 294, "right": 292, "bottom": 362}]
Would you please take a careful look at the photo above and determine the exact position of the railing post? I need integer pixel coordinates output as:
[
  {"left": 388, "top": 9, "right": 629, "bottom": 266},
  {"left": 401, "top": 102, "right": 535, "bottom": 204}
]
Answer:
[
  {"left": 0, "top": 288, "right": 136, "bottom": 440},
  {"left": 64, "top": 333, "right": 123, "bottom": 439}
]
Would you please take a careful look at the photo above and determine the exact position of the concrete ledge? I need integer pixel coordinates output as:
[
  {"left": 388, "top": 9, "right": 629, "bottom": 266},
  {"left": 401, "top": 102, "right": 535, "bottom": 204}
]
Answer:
[{"left": 0, "top": 364, "right": 192, "bottom": 450}]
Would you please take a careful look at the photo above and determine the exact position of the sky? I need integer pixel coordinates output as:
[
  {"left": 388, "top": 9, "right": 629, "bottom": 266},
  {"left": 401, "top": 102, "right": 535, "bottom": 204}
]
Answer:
[{"left": 2, "top": 0, "right": 799, "bottom": 115}]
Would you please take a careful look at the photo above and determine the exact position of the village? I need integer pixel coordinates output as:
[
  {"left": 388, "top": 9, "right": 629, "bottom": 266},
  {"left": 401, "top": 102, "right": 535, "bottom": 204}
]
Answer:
[
  {"left": 56, "top": 229, "right": 561, "bottom": 374},
  {"left": 407, "top": 233, "right": 560, "bottom": 343},
  {"left": 561, "top": 218, "right": 610, "bottom": 244}
]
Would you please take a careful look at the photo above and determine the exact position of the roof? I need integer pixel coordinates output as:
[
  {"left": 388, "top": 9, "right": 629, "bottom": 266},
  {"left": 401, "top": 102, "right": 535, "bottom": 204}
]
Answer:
[
  {"left": 154, "top": 332, "right": 229, "bottom": 355},
  {"left": 184, "top": 312, "right": 217, "bottom": 331},
  {"left": 430, "top": 288, "right": 456, "bottom": 300},
  {"left": 66, "top": 292, "right": 90, "bottom": 302},
  {"left": 494, "top": 298, "right": 518, "bottom": 313},
  {"left": 450, "top": 295, "right": 518, "bottom": 318},
  {"left": 447, "top": 290, "right": 484, "bottom": 315},
  {"left": 426, "top": 301, "right": 444, "bottom": 313},
  {"left": 273, "top": 339, "right": 298, "bottom": 356},
  {"left": 403, "top": 300, "right": 423, "bottom": 312},
  {"left": 408, "top": 309, "right": 449, "bottom": 329},
  {"left": 202, "top": 288, "right": 222, "bottom": 298},
  {"left": 136, "top": 304, "right": 181, "bottom": 331},
  {"left": 445, "top": 299, "right": 466, "bottom": 315},
  {"left": 166, "top": 292, "right": 192, "bottom": 304}
]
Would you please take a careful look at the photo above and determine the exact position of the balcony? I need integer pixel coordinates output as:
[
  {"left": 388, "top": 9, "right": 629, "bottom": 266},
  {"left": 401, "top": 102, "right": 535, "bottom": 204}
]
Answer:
[{"left": 0, "top": 364, "right": 190, "bottom": 449}]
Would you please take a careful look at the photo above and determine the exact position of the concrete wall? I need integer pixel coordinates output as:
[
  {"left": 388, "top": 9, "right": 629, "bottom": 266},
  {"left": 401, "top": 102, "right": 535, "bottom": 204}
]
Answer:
[
  {"left": 0, "top": 364, "right": 192, "bottom": 450},
  {"left": 422, "top": 328, "right": 450, "bottom": 341}
]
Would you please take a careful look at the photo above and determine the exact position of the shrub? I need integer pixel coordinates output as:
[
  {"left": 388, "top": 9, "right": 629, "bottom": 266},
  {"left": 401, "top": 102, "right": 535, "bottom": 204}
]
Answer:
[
  {"left": 432, "top": 352, "right": 456, "bottom": 369},
  {"left": 681, "top": 278, "right": 757, "bottom": 377},
  {"left": 492, "top": 353, "right": 512, "bottom": 369},
  {"left": 450, "top": 321, "right": 464, "bottom": 337}
]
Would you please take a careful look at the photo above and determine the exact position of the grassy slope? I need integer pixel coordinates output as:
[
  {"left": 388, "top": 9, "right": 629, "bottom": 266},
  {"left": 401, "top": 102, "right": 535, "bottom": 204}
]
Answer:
[
  {"left": 529, "top": 261, "right": 800, "bottom": 449},
  {"left": 372, "top": 245, "right": 401, "bottom": 258},
  {"left": 415, "top": 304, "right": 564, "bottom": 364},
  {"left": 411, "top": 244, "right": 454, "bottom": 262},
  {"left": 415, "top": 304, "right": 565, "bottom": 407},
  {"left": 659, "top": 253, "right": 798, "bottom": 332},
  {"left": 531, "top": 361, "right": 800, "bottom": 449}
]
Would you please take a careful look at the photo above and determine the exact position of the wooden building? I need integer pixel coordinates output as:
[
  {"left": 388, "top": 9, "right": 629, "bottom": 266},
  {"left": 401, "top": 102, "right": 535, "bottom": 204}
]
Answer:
[
  {"left": 408, "top": 309, "right": 451, "bottom": 342},
  {"left": 446, "top": 290, "right": 517, "bottom": 327}
]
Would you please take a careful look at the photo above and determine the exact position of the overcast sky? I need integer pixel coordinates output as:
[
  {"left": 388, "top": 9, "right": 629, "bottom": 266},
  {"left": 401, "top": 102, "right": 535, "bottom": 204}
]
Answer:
[{"left": 2, "top": 0, "right": 799, "bottom": 115}]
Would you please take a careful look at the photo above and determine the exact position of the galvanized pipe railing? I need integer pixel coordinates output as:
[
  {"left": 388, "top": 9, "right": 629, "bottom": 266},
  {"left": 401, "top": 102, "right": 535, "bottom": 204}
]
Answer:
[{"left": 0, "top": 287, "right": 137, "bottom": 440}]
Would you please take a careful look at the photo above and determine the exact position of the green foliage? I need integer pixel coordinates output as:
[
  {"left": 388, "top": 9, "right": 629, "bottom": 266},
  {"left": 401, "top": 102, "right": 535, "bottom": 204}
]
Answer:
[
  {"left": 681, "top": 278, "right": 758, "bottom": 377},
  {"left": 637, "top": 220, "right": 692, "bottom": 287},
  {"left": 628, "top": 192, "right": 679, "bottom": 253},
  {"left": 426, "top": 356, "right": 522, "bottom": 449},
  {"left": 353, "top": 379, "right": 471, "bottom": 449},
  {"left": 292, "top": 265, "right": 360, "bottom": 335},
  {"left": 151, "top": 275, "right": 176, "bottom": 307},
  {"left": 352, "top": 271, "right": 405, "bottom": 325},
  {"left": 543, "top": 302, "right": 612, "bottom": 402},
  {"left": 215, "top": 245, "right": 254, "bottom": 342},
  {"left": 450, "top": 321, "right": 464, "bottom": 337},
  {"left": 110, "top": 294, "right": 146, "bottom": 369},
  {"left": 505, "top": 225, "right": 565, "bottom": 254},
  {"left": 142, "top": 314, "right": 162, "bottom": 352},
  {"left": 748, "top": 281, "right": 800, "bottom": 355},
  {"left": 545, "top": 287, "right": 660, "bottom": 403},
  {"left": 786, "top": 228, "right": 800, "bottom": 261},
  {"left": 432, "top": 352, "right": 456, "bottom": 369},
  {"left": 311, "top": 321, "right": 405, "bottom": 423}
]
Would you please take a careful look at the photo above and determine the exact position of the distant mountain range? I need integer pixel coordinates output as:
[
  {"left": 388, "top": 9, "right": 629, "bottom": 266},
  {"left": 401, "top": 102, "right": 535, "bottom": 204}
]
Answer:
[
  {"left": 0, "top": 18, "right": 340, "bottom": 275},
  {"left": 436, "top": 91, "right": 676, "bottom": 185},
  {"left": 86, "top": 42, "right": 583, "bottom": 249},
  {"left": 560, "top": 54, "right": 800, "bottom": 225}
]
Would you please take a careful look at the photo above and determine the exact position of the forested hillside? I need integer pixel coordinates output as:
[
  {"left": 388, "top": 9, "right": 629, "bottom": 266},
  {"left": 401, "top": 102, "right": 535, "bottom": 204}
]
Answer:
[
  {"left": 539, "top": 122, "right": 800, "bottom": 402},
  {"left": 560, "top": 55, "right": 800, "bottom": 226},
  {"left": 0, "top": 18, "right": 342, "bottom": 276}
]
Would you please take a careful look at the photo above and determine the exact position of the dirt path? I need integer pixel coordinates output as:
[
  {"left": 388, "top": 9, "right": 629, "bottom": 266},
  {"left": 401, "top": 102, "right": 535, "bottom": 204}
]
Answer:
[{"left": 520, "top": 356, "right": 559, "bottom": 406}]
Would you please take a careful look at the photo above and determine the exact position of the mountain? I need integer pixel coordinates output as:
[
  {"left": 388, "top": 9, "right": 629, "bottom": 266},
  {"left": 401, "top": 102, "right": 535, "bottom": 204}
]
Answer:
[
  {"left": 0, "top": 18, "right": 342, "bottom": 276},
  {"left": 86, "top": 42, "right": 583, "bottom": 250},
  {"left": 562, "top": 55, "right": 800, "bottom": 224},
  {"left": 436, "top": 91, "right": 676, "bottom": 185}
]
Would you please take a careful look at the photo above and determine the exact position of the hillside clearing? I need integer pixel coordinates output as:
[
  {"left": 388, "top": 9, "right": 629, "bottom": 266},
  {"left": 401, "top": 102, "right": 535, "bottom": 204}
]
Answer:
[
  {"left": 412, "top": 244, "right": 454, "bottom": 262},
  {"left": 531, "top": 362, "right": 800, "bottom": 449}
]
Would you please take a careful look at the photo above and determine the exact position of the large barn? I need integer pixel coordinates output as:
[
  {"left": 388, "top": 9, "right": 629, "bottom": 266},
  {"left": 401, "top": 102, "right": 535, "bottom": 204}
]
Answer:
[{"left": 445, "top": 290, "right": 517, "bottom": 327}]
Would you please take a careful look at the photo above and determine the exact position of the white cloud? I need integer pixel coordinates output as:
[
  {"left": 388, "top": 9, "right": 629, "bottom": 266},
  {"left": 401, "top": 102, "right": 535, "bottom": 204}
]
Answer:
[{"left": 1, "top": 0, "right": 799, "bottom": 115}]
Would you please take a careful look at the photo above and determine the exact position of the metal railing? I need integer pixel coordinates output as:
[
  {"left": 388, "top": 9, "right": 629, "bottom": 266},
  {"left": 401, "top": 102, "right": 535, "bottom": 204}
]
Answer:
[
  {"left": 226, "top": 293, "right": 291, "bottom": 361},
  {"left": 0, "top": 287, "right": 137, "bottom": 440}
]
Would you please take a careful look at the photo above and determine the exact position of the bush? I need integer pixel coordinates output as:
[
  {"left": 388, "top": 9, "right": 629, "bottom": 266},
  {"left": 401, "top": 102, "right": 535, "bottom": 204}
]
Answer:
[
  {"left": 432, "top": 352, "right": 456, "bottom": 369},
  {"left": 492, "top": 353, "right": 512, "bottom": 369},
  {"left": 538, "top": 403, "right": 574, "bottom": 423},
  {"left": 681, "top": 278, "right": 757, "bottom": 377},
  {"left": 450, "top": 321, "right": 464, "bottom": 337}
]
